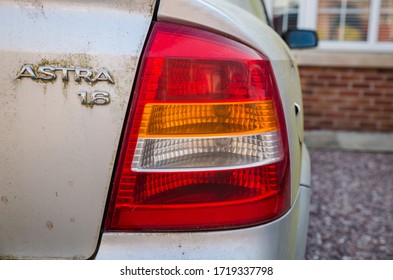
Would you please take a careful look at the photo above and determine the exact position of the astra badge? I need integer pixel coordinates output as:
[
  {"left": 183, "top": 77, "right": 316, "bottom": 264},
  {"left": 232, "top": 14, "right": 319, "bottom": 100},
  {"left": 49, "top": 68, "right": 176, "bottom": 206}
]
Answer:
[
  {"left": 16, "top": 64, "right": 114, "bottom": 106},
  {"left": 16, "top": 65, "right": 114, "bottom": 84}
]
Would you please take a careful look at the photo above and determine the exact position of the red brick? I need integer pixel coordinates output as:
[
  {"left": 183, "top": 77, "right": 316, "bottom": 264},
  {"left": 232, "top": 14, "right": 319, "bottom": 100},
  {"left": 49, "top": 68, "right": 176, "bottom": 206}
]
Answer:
[
  {"left": 361, "top": 105, "right": 382, "bottom": 113},
  {"left": 364, "top": 75, "right": 385, "bottom": 81},
  {"left": 317, "top": 73, "right": 338, "bottom": 80},
  {"left": 376, "top": 69, "right": 393, "bottom": 75},
  {"left": 354, "top": 68, "right": 376, "bottom": 74},
  {"left": 378, "top": 120, "right": 393, "bottom": 128},
  {"left": 323, "top": 111, "right": 347, "bottom": 118},
  {"left": 371, "top": 111, "right": 391, "bottom": 119},
  {"left": 337, "top": 105, "right": 360, "bottom": 112},
  {"left": 303, "top": 102, "right": 333, "bottom": 112},
  {"left": 375, "top": 100, "right": 393, "bottom": 106},
  {"left": 364, "top": 90, "right": 383, "bottom": 97},
  {"left": 352, "top": 82, "right": 371, "bottom": 89},
  {"left": 359, "top": 123, "right": 378, "bottom": 131},
  {"left": 304, "top": 123, "right": 321, "bottom": 130},
  {"left": 347, "top": 112, "right": 369, "bottom": 119},
  {"left": 338, "top": 97, "right": 368, "bottom": 106},
  {"left": 305, "top": 80, "right": 327, "bottom": 87},
  {"left": 303, "top": 96, "right": 321, "bottom": 103},
  {"left": 381, "top": 106, "right": 393, "bottom": 113},
  {"left": 304, "top": 113, "right": 324, "bottom": 118},
  {"left": 299, "top": 71, "right": 316, "bottom": 78},
  {"left": 327, "top": 81, "right": 349, "bottom": 88},
  {"left": 338, "top": 90, "right": 362, "bottom": 97},
  {"left": 301, "top": 90, "right": 314, "bottom": 97},
  {"left": 340, "top": 74, "right": 363, "bottom": 82},
  {"left": 380, "top": 124, "right": 393, "bottom": 131},
  {"left": 335, "top": 121, "right": 360, "bottom": 130},
  {"left": 375, "top": 84, "right": 393, "bottom": 90}
]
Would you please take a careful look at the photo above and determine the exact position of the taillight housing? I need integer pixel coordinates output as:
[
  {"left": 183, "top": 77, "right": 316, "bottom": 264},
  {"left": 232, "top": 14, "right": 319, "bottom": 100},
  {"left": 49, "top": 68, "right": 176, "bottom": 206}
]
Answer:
[{"left": 105, "top": 22, "right": 290, "bottom": 231}]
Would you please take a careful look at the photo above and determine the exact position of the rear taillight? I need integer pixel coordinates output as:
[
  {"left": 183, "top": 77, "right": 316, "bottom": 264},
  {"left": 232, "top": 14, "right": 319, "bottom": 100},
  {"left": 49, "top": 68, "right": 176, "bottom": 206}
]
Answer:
[{"left": 105, "top": 22, "right": 290, "bottom": 231}]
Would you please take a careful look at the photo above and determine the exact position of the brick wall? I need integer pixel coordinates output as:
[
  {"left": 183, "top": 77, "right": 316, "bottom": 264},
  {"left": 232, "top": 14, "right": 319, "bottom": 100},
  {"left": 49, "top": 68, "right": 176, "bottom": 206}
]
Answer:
[{"left": 300, "top": 66, "right": 393, "bottom": 132}]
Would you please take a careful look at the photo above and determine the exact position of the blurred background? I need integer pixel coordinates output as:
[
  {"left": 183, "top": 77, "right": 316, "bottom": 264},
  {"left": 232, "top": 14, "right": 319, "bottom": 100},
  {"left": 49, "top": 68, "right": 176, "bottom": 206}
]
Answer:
[{"left": 265, "top": 0, "right": 393, "bottom": 259}]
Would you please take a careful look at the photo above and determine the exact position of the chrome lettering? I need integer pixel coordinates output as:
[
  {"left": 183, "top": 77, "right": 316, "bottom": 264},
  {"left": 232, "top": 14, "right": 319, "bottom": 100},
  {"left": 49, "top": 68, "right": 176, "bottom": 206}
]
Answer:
[
  {"left": 16, "top": 65, "right": 115, "bottom": 84},
  {"left": 75, "top": 68, "right": 93, "bottom": 83},
  {"left": 79, "top": 91, "right": 111, "bottom": 106},
  {"left": 38, "top": 66, "right": 56, "bottom": 80},
  {"left": 55, "top": 67, "right": 74, "bottom": 81},
  {"left": 16, "top": 65, "right": 37, "bottom": 80},
  {"left": 92, "top": 69, "right": 114, "bottom": 84}
]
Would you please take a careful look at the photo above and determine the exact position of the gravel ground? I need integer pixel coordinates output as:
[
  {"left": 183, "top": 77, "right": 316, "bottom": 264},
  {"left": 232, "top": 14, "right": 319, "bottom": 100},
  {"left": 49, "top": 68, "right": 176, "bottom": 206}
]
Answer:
[{"left": 305, "top": 149, "right": 393, "bottom": 260}]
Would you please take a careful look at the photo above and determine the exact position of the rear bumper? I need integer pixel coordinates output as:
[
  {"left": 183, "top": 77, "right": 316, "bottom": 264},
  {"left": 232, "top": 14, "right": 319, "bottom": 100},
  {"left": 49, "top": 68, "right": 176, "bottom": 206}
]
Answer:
[{"left": 94, "top": 185, "right": 310, "bottom": 260}]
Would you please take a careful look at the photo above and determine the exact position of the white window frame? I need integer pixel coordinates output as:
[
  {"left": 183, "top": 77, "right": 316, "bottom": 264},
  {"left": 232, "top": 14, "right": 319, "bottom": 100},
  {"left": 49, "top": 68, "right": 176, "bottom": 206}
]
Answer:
[{"left": 264, "top": 0, "right": 393, "bottom": 52}]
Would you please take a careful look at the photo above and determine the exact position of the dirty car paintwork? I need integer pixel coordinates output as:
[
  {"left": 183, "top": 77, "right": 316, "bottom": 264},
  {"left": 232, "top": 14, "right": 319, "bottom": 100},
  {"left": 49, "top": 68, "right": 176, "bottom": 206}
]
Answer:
[{"left": 0, "top": 0, "right": 155, "bottom": 259}]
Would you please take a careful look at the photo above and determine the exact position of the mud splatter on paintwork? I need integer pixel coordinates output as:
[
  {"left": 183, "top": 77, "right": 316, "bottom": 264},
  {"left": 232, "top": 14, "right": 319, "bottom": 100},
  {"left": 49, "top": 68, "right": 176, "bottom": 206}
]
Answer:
[
  {"left": 1, "top": 196, "right": 9, "bottom": 204},
  {"left": 46, "top": 221, "right": 54, "bottom": 230}
]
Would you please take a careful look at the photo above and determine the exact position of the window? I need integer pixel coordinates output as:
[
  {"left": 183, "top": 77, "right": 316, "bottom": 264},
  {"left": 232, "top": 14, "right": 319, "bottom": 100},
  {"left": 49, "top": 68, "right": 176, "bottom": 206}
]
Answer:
[
  {"left": 271, "top": 0, "right": 300, "bottom": 33},
  {"left": 265, "top": 0, "right": 393, "bottom": 51},
  {"left": 379, "top": 0, "right": 393, "bottom": 41},
  {"left": 317, "top": 0, "right": 370, "bottom": 42}
]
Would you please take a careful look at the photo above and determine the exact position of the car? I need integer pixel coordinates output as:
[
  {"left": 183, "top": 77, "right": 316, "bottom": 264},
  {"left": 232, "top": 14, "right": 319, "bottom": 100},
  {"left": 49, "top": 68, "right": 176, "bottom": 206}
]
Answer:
[{"left": 0, "top": 0, "right": 315, "bottom": 259}]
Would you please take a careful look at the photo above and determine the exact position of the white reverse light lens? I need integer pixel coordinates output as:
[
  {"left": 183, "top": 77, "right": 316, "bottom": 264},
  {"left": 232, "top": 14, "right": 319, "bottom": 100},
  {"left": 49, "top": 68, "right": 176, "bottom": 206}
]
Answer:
[{"left": 132, "top": 131, "right": 283, "bottom": 172}]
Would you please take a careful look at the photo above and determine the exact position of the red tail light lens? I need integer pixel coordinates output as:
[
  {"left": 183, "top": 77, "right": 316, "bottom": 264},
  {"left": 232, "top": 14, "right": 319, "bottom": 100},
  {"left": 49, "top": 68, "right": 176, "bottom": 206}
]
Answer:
[{"left": 105, "top": 22, "right": 290, "bottom": 231}]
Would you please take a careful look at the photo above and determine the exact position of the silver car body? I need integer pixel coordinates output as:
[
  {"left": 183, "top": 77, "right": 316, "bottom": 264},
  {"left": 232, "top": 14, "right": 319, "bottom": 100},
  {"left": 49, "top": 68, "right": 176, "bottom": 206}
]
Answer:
[{"left": 0, "top": 0, "right": 311, "bottom": 259}]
